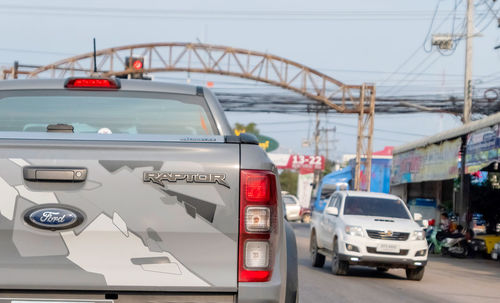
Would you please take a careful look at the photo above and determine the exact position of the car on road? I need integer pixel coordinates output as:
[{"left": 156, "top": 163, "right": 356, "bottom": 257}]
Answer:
[
  {"left": 283, "top": 194, "right": 302, "bottom": 222},
  {"left": 0, "top": 77, "right": 298, "bottom": 303},
  {"left": 310, "top": 191, "right": 428, "bottom": 281},
  {"left": 283, "top": 193, "right": 311, "bottom": 223}
]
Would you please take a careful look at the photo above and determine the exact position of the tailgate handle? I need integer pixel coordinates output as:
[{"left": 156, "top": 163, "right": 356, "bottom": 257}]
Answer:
[{"left": 23, "top": 166, "right": 87, "bottom": 182}]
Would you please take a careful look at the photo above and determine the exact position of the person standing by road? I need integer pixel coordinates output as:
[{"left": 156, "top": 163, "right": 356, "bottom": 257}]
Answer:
[{"left": 437, "top": 212, "right": 450, "bottom": 241}]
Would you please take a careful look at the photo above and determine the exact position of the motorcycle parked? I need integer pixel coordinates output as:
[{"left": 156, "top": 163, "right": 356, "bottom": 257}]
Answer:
[
  {"left": 441, "top": 227, "right": 474, "bottom": 258},
  {"left": 426, "top": 220, "right": 445, "bottom": 254}
]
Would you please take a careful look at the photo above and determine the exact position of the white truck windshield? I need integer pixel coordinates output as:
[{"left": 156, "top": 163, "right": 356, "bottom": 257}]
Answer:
[{"left": 343, "top": 196, "right": 410, "bottom": 219}]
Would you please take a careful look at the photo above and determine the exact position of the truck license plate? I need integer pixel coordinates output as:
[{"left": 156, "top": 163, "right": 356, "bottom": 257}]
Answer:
[
  {"left": 492, "top": 252, "right": 498, "bottom": 260},
  {"left": 376, "top": 243, "right": 400, "bottom": 253}
]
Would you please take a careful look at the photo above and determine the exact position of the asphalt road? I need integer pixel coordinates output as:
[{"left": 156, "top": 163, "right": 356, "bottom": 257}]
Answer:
[{"left": 291, "top": 222, "right": 500, "bottom": 303}]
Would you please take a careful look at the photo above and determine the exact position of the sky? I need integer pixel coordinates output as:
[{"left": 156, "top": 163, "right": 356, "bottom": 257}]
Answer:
[{"left": 0, "top": 0, "right": 498, "bottom": 160}]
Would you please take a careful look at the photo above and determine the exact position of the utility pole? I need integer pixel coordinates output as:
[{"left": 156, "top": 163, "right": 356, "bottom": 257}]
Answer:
[
  {"left": 314, "top": 111, "right": 320, "bottom": 157},
  {"left": 354, "top": 85, "right": 366, "bottom": 191},
  {"left": 325, "top": 127, "right": 329, "bottom": 162},
  {"left": 313, "top": 110, "right": 321, "bottom": 191},
  {"left": 463, "top": 0, "right": 474, "bottom": 124},
  {"left": 319, "top": 127, "right": 336, "bottom": 165},
  {"left": 460, "top": 0, "right": 474, "bottom": 227}
]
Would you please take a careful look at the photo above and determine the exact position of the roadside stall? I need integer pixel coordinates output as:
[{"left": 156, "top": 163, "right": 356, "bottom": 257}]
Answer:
[{"left": 390, "top": 113, "right": 500, "bottom": 259}]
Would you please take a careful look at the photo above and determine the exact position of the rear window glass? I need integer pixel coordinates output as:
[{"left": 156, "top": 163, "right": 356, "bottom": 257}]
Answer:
[
  {"left": 343, "top": 196, "right": 410, "bottom": 219},
  {"left": 0, "top": 90, "right": 217, "bottom": 135}
]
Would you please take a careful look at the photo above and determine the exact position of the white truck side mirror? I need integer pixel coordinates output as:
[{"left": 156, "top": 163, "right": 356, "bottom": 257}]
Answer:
[
  {"left": 325, "top": 207, "right": 339, "bottom": 216},
  {"left": 414, "top": 213, "right": 423, "bottom": 221}
]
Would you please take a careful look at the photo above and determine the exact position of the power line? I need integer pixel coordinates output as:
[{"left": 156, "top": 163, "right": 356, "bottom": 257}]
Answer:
[
  {"left": 0, "top": 5, "right": 489, "bottom": 21},
  {"left": 482, "top": 0, "right": 499, "bottom": 18},
  {"left": 383, "top": 51, "right": 441, "bottom": 96},
  {"left": 255, "top": 119, "right": 426, "bottom": 137},
  {"left": 0, "top": 47, "right": 74, "bottom": 56},
  {"left": 423, "top": 0, "right": 444, "bottom": 53},
  {"left": 264, "top": 128, "right": 411, "bottom": 144},
  {"left": 380, "top": 1, "right": 464, "bottom": 88}
]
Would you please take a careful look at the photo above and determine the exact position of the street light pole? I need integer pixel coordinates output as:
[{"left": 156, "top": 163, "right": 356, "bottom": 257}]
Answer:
[{"left": 463, "top": 0, "right": 474, "bottom": 124}]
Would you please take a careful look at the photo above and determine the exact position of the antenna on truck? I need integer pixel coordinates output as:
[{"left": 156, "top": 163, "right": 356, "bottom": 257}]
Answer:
[{"left": 93, "top": 38, "right": 97, "bottom": 73}]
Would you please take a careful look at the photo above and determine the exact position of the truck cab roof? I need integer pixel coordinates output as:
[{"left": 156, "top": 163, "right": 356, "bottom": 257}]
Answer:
[
  {"left": 0, "top": 78, "right": 202, "bottom": 95},
  {"left": 343, "top": 190, "right": 402, "bottom": 200}
]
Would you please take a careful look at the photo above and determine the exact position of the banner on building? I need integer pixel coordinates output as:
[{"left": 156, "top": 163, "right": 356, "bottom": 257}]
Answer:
[
  {"left": 268, "top": 154, "right": 325, "bottom": 171},
  {"left": 466, "top": 124, "right": 500, "bottom": 174},
  {"left": 391, "top": 138, "right": 461, "bottom": 185}
]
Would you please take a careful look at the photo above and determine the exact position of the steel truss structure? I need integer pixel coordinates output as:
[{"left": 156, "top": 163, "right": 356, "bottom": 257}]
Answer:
[{"left": 1, "top": 42, "right": 374, "bottom": 190}]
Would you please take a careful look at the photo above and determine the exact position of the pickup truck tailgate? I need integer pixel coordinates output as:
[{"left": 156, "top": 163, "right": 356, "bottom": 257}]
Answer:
[{"left": 0, "top": 139, "right": 239, "bottom": 291}]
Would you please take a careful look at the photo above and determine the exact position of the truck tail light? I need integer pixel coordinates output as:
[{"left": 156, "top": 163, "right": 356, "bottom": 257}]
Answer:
[
  {"left": 245, "top": 207, "right": 270, "bottom": 232},
  {"left": 65, "top": 78, "right": 120, "bottom": 89},
  {"left": 239, "top": 170, "right": 278, "bottom": 282}
]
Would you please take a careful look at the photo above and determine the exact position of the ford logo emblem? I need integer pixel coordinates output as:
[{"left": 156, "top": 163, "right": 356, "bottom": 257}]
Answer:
[{"left": 24, "top": 204, "right": 84, "bottom": 230}]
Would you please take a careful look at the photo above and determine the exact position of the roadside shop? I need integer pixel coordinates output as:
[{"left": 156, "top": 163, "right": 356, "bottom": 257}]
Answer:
[{"left": 390, "top": 112, "right": 500, "bottom": 233}]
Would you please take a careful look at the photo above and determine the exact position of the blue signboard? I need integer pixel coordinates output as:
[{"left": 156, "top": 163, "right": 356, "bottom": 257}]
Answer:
[{"left": 466, "top": 124, "right": 500, "bottom": 173}]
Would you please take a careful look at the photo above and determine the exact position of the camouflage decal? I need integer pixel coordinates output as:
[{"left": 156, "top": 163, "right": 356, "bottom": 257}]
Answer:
[
  {"left": 131, "top": 257, "right": 171, "bottom": 265},
  {"left": 99, "top": 160, "right": 163, "bottom": 173},
  {"left": 0, "top": 176, "right": 18, "bottom": 220},
  {"left": 144, "top": 228, "right": 164, "bottom": 253},
  {"left": 112, "top": 212, "right": 128, "bottom": 236},
  {"left": 161, "top": 188, "right": 217, "bottom": 223},
  {"left": 9, "top": 158, "right": 30, "bottom": 168},
  {"left": 60, "top": 213, "right": 209, "bottom": 287},
  {"left": 15, "top": 184, "right": 58, "bottom": 204},
  {"left": 2, "top": 159, "right": 26, "bottom": 185}
]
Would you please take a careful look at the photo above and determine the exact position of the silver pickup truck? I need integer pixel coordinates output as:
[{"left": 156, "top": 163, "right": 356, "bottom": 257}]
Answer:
[{"left": 0, "top": 78, "right": 297, "bottom": 303}]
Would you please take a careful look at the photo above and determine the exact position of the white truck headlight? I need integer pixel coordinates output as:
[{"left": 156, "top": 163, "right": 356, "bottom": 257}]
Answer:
[
  {"left": 345, "top": 225, "right": 363, "bottom": 237},
  {"left": 412, "top": 230, "right": 425, "bottom": 241}
]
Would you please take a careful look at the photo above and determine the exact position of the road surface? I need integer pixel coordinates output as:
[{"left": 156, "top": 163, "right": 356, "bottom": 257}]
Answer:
[{"left": 292, "top": 222, "right": 500, "bottom": 303}]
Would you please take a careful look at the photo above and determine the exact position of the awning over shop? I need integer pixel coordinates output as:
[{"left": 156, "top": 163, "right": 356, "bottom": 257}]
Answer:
[
  {"left": 392, "top": 112, "right": 500, "bottom": 185},
  {"left": 391, "top": 138, "right": 461, "bottom": 185},
  {"left": 394, "top": 112, "right": 500, "bottom": 155}
]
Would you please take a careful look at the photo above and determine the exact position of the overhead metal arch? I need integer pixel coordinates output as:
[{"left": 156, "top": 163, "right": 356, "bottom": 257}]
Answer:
[{"left": 1, "top": 42, "right": 375, "bottom": 190}]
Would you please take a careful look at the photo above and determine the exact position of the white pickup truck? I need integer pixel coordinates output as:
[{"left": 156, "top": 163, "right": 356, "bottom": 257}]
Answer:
[{"left": 309, "top": 191, "right": 428, "bottom": 281}]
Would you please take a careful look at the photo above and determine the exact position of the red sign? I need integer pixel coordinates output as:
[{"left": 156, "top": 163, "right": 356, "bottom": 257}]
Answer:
[{"left": 270, "top": 154, "right": 324, "bottom": 171}]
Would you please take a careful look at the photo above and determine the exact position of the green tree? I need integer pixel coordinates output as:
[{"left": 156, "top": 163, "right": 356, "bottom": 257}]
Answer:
[
  {"left": 322, "top": 159, "right": 335, "bottom": 176},
  {"left": 279, "top": 170, "right": 298, "bottom": 196}
]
